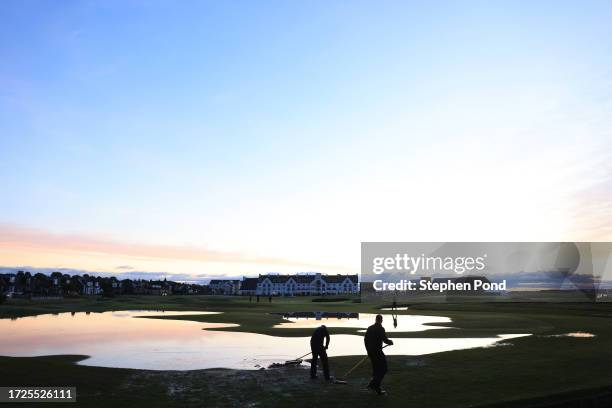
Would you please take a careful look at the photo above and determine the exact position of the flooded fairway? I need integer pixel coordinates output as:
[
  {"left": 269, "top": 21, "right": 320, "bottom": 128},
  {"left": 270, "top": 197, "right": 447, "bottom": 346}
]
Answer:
[{"left": 0, "top": 311, "right": 529, "bottom": 371}]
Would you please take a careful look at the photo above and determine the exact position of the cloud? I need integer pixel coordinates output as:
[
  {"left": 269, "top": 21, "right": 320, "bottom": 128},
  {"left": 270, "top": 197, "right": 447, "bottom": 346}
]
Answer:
[{"left": 0, "top": 223, "right": 354, "bottom": 273}]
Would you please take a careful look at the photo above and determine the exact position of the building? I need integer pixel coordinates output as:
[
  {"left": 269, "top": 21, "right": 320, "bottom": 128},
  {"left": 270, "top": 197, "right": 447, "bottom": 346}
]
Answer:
[
  {"left": 149, "top": 280, "right": 172, "bottom": 296},
  {"left": 174, "top": 283, "right": 204, "bottom": 295},
  {"left": 0, "top": 271, "right": 209, "bottom": 298},
  {"left": 256, "top": 273, "right": 358, "bottom": 296},
  {"left": 209, "top": 279, "right": 241, "bottom": 295},
  {"left": 78, "top": 278, "right": 103, "bottom": 296},
  {"left": 239, "top": 277, "right": 258, "bottom": 296}
]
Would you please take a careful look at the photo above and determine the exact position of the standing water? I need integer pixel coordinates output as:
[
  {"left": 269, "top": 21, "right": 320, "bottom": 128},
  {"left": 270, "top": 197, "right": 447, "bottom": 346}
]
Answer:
[{"left": 0, "top": 311, "right": 529, "bottom": 370}]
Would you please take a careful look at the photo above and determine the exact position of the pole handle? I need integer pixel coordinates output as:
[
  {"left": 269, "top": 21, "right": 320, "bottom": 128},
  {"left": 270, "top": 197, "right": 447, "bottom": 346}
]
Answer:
[
  {"left": 296, "top": 351, "right": 312, "bottom": 360},
  {"left": 341, "top": 343, "right": 392, "bottom": 379}
]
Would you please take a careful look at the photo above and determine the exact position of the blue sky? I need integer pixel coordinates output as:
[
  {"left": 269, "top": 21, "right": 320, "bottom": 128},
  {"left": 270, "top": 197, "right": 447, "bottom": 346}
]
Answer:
[{"left": 1, "top": 1, "right": 611, "bottom": 278}]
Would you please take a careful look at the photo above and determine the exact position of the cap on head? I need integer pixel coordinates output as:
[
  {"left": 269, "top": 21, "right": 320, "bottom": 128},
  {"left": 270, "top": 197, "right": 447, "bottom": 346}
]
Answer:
[
  {"left": 321, "top": 324, "right": 326, "bottom": 329},
  {"left": 375, "top": 314, "right": 383, "bottom": 323}
]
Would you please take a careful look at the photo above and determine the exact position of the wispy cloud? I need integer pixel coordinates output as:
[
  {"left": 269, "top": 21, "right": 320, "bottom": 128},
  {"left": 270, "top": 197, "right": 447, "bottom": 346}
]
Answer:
[{"left": 0, "top": 223, "right": 355, "bottom": 274}]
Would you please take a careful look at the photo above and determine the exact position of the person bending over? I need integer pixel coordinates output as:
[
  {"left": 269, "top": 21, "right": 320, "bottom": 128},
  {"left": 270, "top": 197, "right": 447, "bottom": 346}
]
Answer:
[{"left": 310, "top": 324, "right": 330, "bottom": 380}]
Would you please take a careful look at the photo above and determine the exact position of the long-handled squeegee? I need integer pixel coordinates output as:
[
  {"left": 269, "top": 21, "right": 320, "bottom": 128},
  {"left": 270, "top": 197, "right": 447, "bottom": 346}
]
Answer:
[
  {"left": 267, "top": 351, "right": 312, "bottom": 368},
  {"left": 333, "top": 344, "right": 391, "bottom": 385},
  {"left": 285, "top": 351, "right": 312, "bottom": 365}
]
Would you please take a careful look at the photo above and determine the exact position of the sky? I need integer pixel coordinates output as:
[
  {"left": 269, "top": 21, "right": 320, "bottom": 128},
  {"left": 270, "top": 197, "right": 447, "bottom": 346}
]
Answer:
[{"left": 1, "top": 0, "right": 611, "bottom": 280}]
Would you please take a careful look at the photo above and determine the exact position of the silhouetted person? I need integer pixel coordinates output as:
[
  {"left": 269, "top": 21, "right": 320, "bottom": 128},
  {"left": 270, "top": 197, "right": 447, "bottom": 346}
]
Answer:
[
  {"left": 249, "top": 296, "right": 252, "bottom": 303},
  {"left": 256, "top": 295, "right": 260, "bottom": 302},
  {"left": 364, "top": 314, "right": 393, "bottom": 395},
  {"left": 310, "top": 325, "right": 330, "bottom": 380},
  {"left": 268, "top": 295, "right": 272, "bottom": 303}
]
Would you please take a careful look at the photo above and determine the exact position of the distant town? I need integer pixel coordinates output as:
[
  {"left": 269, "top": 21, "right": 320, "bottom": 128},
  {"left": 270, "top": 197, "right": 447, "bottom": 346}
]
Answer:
[{"left": 0, "top": 271, "right": 359, "bottom": 300}]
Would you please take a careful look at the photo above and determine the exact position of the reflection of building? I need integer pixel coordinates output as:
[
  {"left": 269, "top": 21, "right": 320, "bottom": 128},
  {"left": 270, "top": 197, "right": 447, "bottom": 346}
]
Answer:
[
  {"left": 276, "top": 311, "right": 359, "bottom": 319},
  {"left": 256, "top": 273, "right": 358, "bottom": 296}
]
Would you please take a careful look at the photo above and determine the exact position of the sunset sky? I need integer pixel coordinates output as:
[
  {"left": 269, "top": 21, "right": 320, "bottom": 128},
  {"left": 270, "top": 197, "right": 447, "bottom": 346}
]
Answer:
[{"left": 1, "top": 1, "right": 611, "bottom": 280}]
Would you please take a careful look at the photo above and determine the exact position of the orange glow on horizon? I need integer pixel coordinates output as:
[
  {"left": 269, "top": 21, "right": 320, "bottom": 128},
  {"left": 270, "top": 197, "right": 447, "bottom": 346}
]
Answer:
[{"left": 0, "top": 223, "right": 356, "bottom": 277}]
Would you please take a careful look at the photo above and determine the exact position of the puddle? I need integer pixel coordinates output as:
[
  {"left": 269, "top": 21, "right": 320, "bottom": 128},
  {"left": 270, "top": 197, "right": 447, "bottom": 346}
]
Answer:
[
  {"left": 1, "top": 310, "right": 529, "bottom": 371},
  {"left": 549, "top": 332, "right": 596, "bottom": 338},
  {"left": 273, "top": 312, "right": 451, "bottom": 333}
]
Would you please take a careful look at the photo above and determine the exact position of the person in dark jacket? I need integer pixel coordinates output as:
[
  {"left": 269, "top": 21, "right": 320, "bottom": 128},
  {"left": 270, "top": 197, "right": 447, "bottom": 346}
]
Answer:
[
  {"left": 310, "top": 325, "right": 330, "bottom": 380},
  {"left": 364, "top": 314, "right": 393, "bottom": 395}
]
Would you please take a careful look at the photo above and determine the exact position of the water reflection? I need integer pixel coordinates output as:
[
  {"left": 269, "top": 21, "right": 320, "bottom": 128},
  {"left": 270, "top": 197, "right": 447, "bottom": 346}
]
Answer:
[
  {"left": 275, "top": 311, "right": 360, "bottom": 319},
  {"left": 549, "top": 332, "right": 595, "bottom": 338},
  {"left": 274, "top": 312, "right": 452, "bottom": 333},
  {"left": 0, "top": 311, "right": 529, "bottom": 371}
]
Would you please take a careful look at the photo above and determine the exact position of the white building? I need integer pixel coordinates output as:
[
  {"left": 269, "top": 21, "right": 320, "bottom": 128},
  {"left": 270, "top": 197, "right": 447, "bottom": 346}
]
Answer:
[
  {"left": 209, "top": 279, "right": 240, "bottom": 295},
  {"left": 81, "top": 280, "right": 103, "bottom": 296},
  {"left": 256, "top": 273, "right": 358, "bottom": 296}
]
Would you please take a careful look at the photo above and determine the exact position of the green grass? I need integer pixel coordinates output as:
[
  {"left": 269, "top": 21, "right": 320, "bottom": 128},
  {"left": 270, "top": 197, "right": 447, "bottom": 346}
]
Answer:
[{"left": 1, "top": 295, "right": 611, "bottom": 407}]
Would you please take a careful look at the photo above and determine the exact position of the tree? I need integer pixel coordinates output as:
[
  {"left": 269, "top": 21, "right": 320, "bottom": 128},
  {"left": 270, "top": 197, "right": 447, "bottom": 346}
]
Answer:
[
  {"left": 122, "top": 279, "right": 134, "bottom": 295},
  {"left": 100, "top": 278, "right": 114, "bottom": 297}
]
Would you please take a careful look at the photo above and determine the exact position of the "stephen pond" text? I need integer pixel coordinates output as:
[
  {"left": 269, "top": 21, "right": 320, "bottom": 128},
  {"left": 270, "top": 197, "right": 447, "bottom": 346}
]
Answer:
[{"left": 373, "top": 279, "right": 507, "bottom": 293}]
